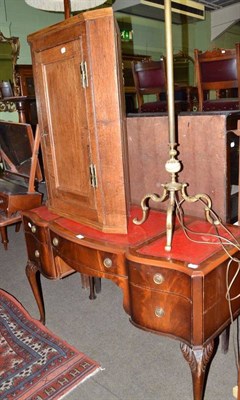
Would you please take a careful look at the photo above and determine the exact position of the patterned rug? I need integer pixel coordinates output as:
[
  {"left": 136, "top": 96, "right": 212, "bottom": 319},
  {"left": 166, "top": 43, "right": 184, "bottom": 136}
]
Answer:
[{"left": 0, "top": 289, "right": 101, "bottom": 400}]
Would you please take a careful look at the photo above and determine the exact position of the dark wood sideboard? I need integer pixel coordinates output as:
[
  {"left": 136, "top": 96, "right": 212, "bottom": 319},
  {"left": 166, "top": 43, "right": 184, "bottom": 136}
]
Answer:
[{"left": 127, "top": 111, "right": 240, "bottom": 224}]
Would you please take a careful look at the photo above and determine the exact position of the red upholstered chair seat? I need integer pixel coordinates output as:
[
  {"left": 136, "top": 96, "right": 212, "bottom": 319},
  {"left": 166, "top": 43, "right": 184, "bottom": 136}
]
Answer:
[
  {"left": 203, "top": 98, "right": 240, "bottom": 111},
  {"left": 140, "top": 99, "right": 188, "bottom": 113},
  {"left": 140, "top": 100, "right": 167, "bottom": 113}
]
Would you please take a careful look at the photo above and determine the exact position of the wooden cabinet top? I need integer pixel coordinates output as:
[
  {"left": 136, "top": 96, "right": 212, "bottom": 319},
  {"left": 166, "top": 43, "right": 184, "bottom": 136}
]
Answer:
[{"left": 28, "top": 8, "right": 115, "bottom": 50}]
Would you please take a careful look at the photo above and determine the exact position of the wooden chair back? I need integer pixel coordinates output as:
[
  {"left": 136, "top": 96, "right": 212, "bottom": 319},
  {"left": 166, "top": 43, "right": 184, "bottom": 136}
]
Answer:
[
  {"left": 131, "top": 58, "right": 191, "bottom": 113},
  {"left": 131, "top": 59, "right": 167, "bottom": 112},
  {"left": 194, "top": 45, "right": 240, "bottom": 111}
]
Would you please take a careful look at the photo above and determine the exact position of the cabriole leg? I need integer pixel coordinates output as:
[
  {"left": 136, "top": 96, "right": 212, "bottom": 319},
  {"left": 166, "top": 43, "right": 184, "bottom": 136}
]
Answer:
[
  {"left": 25, "top": 260, "right": 45, "bottom": 324},
  {"left": 180, "top": 340, "right": 214, "bottom": 400}
]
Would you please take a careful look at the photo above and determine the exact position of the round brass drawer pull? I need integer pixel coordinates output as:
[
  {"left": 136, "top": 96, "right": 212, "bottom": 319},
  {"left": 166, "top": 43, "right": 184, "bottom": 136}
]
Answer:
[
  {"left": 52, "top": 237, "right": 59, "bottom": 246},
  {"left": 155, "top": 307, "right": 165, "bottom": 318},
  {"left": 31, "top": 225, "right": 37, "bottom": 233},
  {"left": 153, "top": 273, "right": 164, "bottom": 285},
  {"left": 34, "top": 250, "right": 40, "bottom": 258},
  {"left": 103, "top": 258, "right": 112, "bottom": 268}
]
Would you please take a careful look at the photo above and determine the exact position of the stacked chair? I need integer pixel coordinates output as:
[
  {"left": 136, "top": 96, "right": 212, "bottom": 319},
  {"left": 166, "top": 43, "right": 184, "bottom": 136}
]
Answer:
[
  {"left": 131, "top": 58, "right": 189, "bottom": 113},
  {"left": 194, "top": 43, "right": 240, "bottom": 112}
]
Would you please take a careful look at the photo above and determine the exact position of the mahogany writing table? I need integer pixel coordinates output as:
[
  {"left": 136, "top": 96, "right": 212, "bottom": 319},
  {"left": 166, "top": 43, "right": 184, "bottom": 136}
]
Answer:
[{"left": 22, "top": 205, "right": 240, "bottom": 400}]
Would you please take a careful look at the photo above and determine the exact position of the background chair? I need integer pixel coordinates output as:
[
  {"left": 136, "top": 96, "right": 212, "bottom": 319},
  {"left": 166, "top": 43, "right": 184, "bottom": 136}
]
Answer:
[
  {"left": 121, "top": 53, "right": 152, "bottom": 113},
  {"left": 194, "top": 45, "right": 240, "bottom": 112},
  {"left": 131, "top": 59, "right": 167, "bottom": 113},
  {"left": 0, "top": 122, "right": 42, "bottom": 249},
  {"left": 131, "top": 59, "right": 189, "bottom": 113}
]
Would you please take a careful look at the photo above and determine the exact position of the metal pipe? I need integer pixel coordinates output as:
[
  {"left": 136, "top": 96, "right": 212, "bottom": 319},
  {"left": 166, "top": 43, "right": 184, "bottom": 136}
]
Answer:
[{"left": 164, "top": 0, "right": 175, "bottom": 145}]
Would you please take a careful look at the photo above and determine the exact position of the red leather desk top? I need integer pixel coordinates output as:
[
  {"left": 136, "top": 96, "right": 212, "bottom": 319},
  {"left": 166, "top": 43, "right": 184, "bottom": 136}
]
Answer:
[
  {"left": 56, "top": 205, "right": 169, "bottom": 246},
  {"left": 30, "top": 205, "right": 59, "bottom": 221},
  {"left": 138, "top": 220, "right": 240, "bottom": 264},
  {"left": 29, "top": 205, "right": 240, "bottom": 264},
  {"left": 31, "top": 205, "right": 169, "bottom": 246}
]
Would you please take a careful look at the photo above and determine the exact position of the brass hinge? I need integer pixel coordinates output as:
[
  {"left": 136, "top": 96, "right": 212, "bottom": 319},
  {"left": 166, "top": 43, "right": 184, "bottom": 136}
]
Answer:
[
  {"left": 89, "top": 163, "right": 97, "bottom": 188},
  {"left": 80, "top": 61, "right": 88, "bottom": 88}
]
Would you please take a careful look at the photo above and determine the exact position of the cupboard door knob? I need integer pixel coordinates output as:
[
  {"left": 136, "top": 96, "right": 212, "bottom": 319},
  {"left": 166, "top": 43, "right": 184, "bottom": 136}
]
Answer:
[
  {"left": 103, "top": 258, "right": 112, "bottom": 268},
  {"left": 34, "top": 250, "right": 40, "bottom": 258},
  {"left": 31, "top": 225, "right": 37, "bottom": 233},
  {"left": 155, "top": 307, "right": 165, "bottom": 318},
  {"left": 153, "top": 273, "right": 164, "bottom": 285},
  {"left": 52, "top": 237, "right": 59, "bottom": 246}
]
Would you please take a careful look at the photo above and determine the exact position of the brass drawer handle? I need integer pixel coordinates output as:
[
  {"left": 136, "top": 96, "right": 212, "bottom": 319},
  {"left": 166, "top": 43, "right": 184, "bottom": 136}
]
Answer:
[
  {"left": 155, "top": 307, "right": 165, "bottom": 318},
  {"left": 153, "top": 273, "right": 165, "bottom": 285},
  {"left": 103, "top": 257, "right": 112, "bottom": 268},
  {"left": 31, "top": 225, "right": 37, "bottom": 233},
  {"left": 52, "top": 237, "right": 59, "bottom": 246},
  {"left": 34, "top": 250, "right": 40, "bottom": 258}
]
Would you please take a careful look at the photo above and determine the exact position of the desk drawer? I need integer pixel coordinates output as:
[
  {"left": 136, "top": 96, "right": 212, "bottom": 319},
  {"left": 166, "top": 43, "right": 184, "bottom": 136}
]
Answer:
[
  {"left": 128, "top": 261, "right": 191, "bottom": 298},
  {"left": 23, "top": 215, "right": 49, "bottom": 243},
  {"left": 24, "top": 232, "right": 58, "bottom": 278},
  {"left": 129, "top": 284, "right": 191, "bottom": 342},
  {"left": 49, "top": 231, "right": 127, "bottom": 277},
  {"left": 25, "top": 232, "right": 74, "bottom": 279}
]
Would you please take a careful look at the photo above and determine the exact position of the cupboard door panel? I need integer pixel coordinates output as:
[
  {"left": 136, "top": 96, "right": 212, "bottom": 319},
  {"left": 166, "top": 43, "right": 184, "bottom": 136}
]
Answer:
[{"left": 35, "top": 38, "right": 98, "bottom": 219}]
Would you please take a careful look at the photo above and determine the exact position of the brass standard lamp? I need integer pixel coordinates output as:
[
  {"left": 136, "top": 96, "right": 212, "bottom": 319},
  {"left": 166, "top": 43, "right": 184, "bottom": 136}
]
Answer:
[{"left": 133, "top": 0, "right": 220, "bottom": 251}]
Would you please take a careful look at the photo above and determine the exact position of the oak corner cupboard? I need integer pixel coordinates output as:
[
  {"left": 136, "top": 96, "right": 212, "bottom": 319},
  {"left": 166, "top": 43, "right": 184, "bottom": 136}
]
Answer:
[{"left": 28, "top": 7, "right": 129, "bottom": 234}]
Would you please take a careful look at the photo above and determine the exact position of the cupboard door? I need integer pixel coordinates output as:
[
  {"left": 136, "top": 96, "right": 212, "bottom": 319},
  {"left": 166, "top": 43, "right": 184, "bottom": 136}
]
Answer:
[{"left": 35, "top": 35, "right": 100, "bottom": 224}]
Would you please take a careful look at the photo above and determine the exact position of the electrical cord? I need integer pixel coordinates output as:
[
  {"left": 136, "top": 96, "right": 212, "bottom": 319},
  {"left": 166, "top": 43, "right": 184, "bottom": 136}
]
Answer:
[{"left": 174, "top": 195, "right": 240, "bottom": 369}]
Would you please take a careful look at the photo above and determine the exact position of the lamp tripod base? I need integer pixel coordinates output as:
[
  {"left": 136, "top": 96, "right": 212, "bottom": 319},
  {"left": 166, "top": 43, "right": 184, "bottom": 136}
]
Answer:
[{"left": 133, "top": 150, "right": 221, "bottom": 251}]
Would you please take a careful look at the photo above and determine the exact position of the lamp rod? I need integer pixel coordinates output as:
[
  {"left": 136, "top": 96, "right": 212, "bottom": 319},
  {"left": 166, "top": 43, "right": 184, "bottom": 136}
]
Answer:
[
  {"left": 134, "top": 0, "right": 221, "bottom": 252},
  {"left": 64, "top": 0, "right": 71, "bottom": 18},
  {"left": 164, "top": 0, "right": 175, "bottom": 145}
]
